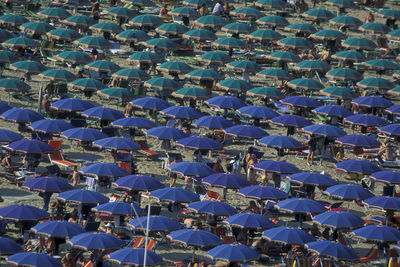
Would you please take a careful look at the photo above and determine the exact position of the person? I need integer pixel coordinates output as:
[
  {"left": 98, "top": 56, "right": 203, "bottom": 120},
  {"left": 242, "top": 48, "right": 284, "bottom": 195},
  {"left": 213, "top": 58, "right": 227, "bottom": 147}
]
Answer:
[
  {"left": 307, "top": 135, "right": 317, "bottom": 166},
  {"left": 68, "top": 210, "right": 79, "bottom": 224},
  {"left": 41, "top": 95, "right": 51, "bottom": 113},
  {"left": 213, "top": 158, "right": 224, "bottom": 173},
  {"left": 212, "top": 1, "right": 224, "bottom": 15},
  {"left": 243, "top": 147, "right": 254, "bottom": 172},
  {"left": 378, "top": 139, "right": 395, "bottom": 162},
  {"left": 247, "top": 154, "right": 258, "bottom": 185},
  {"left": 44, "top": 81, "right": 55, "bottom": 96},
  {"left": 261, "top": 171, "right": 268, "bottom": 186},
  {"left": 199, "top": 4, "right": 209, "bottom": 16},
  {"left": 231, "top": 154, "right": 241, "bottom": 175},
  {"left": 61, "top": 253, "right": 76, "bottom": 267},
  {"left": 91, "top": 2, "right": 100, "bottom": 21},
  {"left": 365, "top": 11, "right": 374, "bottom": 23},
  {"left": 40, "top": 191, "right": 53, "bottom": 211},
  {"left": 50, "top": 199, "right": 65, "bottom": 219},
  {"left": 246, "top": 200, "right": 261, "bottom": 214},
  {"left": 91, "top": 48, "right": 99, "bottom": 61},
  {"left": 1, "top": 154, "right": 12, "bottom": 169},
  {"left": 272, "top": 172, "right": 281, "bottom": 188},
  {"left": 159, "top": 4, "right": 169, "bottom": 16},
  {"left": 70, "top": 166, "right": 81, "bottom": 189}
]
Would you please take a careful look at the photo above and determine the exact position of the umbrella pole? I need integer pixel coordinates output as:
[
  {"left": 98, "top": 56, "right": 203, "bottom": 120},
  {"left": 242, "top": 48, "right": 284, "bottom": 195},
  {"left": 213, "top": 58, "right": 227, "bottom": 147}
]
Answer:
[{"left": 143, "top": 202, "right": 151, "bottom": 267}]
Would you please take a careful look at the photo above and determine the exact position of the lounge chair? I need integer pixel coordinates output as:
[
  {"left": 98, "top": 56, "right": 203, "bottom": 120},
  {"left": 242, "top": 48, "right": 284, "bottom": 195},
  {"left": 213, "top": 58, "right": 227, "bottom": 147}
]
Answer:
[
  {"left": 146, "top": 239, "right": 156, "bottom": 250},
  {"left": 136, "top": 140, "right": 159, "bottom": 159},
  {"left": 132, "top": 236, "right": 145, "bottom": 248},
  {"left": 48, "top": 150, "right": 77, "bottom": 168},
  {"left": 360, "top": 248, "right": 383, "bottom": 262}
]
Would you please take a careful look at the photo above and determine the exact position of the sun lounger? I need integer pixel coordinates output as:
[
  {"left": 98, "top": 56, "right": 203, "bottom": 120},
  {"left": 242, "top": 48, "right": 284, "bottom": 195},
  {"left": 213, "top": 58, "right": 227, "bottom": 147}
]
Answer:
[
  {"left": 360, "top": 248, "right": 383, "bottom": 262},
  {"left": 136, "top": 140, "right": 159, "bottom": 159},
  {"left": 48, "top": 151, "right": 77, "bottom": 168}
]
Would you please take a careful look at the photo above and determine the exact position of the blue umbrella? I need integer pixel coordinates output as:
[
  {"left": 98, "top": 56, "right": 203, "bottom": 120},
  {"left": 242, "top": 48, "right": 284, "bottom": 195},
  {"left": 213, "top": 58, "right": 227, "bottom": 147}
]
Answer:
[
  {"left": 193, "top": 115, "right": 233, "bottom": 129},
  {"left": 224, "top": 213, "right": 275, "bottom": 230},
  {"left": 205, "top": 96, "right": 246, "bottom": 109},
  {"left": 167, "top": 229, "right": 222, "bottom": 247},
  {"left": 370, "top": 170, "right": 400, "bottom": 184},
  {"left": 92, "top": 202, "right": 144, "bottom": 216},
  {"left": 68, "top": 232, "right": 123, "bottom": 250},
  {"left": 131, "top": 97, "right": 171, "bottom": 110},
  {"left": 51, "top": 98, "right": 94, "bottom": 112},
  {"left": 28, "top": 119, "right": 74, "bottom": 134},
  {"left": 262, "top": 226, "right": 315, "bottom": 244},
  {"left": 93, "top": 137, "right": 140, "bottom": 151},
  {"left": 112, "top": 175, "right": 163, "bottom": 191},
  {"left": 7, "top": 139, "right": 54, "bottom": 154},
  {"left": 150, "top": 187, "right": 200, "bottom": 203},
  {"left": 106, "top": 248, "right": 163, "bottom": 265},
  {"left": 303, "top": 125, "right": 346, "bottom": 137},
  {"left": 224, "top": 125, "right": 269, "bottom": 139},
  {"left": 202, "top": 173, "right": 250, "bottom": 189},
  {"left": 287, "top": 172, "right": 336, "bottom": 186},
  {"left": 336, "top": 159, "right": 380, "bottom": 174},
  {"left": 0, "top": 101, "right": 11, "bottom": 114},
  {"left": 207, "top": 244, "right": 259, "bottom": 263},
  {"left": 270, "top": 114, "right": 312, "bottom": 127},
  {"left": 386, "top": 104, "right": 400, "bottom": 116},
  {"left": 188, "top": 200, "right": 238, "bottom": 216},
  {"left": 0, "top": 237, "right": 23, "bottom": 255},
  {"left": 237, "top": 106, "right": 279, "bottom": 119},
  {"left": 128, "top": 216, "right": 182, "bottom": 232},
  {"left": 80, "top": 163, "right": 128, "bottom": 178},
  {"left": 312, "top": 105, "right": 353, "bottom": 117},
  {"left": 57, "top": 189, "right": 109, "bottom": 204},
  {"left": 82, "top": 107, "right": 124, "bottom": 121},
  {"left": 145, "top": 126, "right": 187, "bottom": 140},
  {"left": 352, "top": 225, "right": 400, "bottom": 243},
  {"left": 275, "top": 198, "right": 326, "bottom": 214},
  {"left": 363, "top": 196, "right": 400, "bottom": 211},
  {"left": 61, "top": 127, "right": 107, "bottom": 142},
  {"left": 112, "top": 117, "right": 156, "bottom": 129},
  {"left": 313, "top": 211, "right": 364, "bottom": 230},
  {"left": 306, "top": 241, "right": 358, "bottom": 261},
  {"left": 336, "top": 134, "right": 381, "bottom": 147},
  {"left": 280, "top": 96, "right": 322, "bottom": 108},
  {"left": 253, "top": 160, "right": 300, "bottom": 174},
  {"left": 258, "top": 135, "right": 302, "bottom": 149},
  {"left": 22, "top": 177, "right": 72, "bottom": 193},
  {"left": 177, "top": 136, "right": 222, "bottom": 150},
  {"left": 0, "top": 108, "right": 43, "bottom": 123},
  {"left": 237, "top": 185, "right": 287, "bottom": 200},
  {"left": 161, "top": 106, "right": 203, "bottom": 119},
  {"left": 0, "top": 204, "right": 49, "bottom": 221},
  {"left": 7, "top": 252, "right": 61, "bottom": 267},
  {"left": 168, "top": 161, "right": 214, "bottom": 177},
  {"left": 344, "top": 114, "right": 388, "bottom": 127},
  {"left": 324, "top": 184, "right": 374, "bottom": 200},
  {"left": 352, "top": 96, "right": 393, "bottom": 108},
  {"left": 0, "top": 129, "right": 23, "bottom": 142},
  {"left": 31, "top": 220, "right": 85, "bottom": 238}
]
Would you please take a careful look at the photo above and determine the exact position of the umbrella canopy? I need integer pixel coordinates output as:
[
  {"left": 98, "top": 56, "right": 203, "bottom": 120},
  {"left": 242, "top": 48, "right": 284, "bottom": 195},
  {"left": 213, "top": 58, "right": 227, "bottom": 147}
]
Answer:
[
  {"left": 278, "top": 37, "right": 313, "bottom": 48},
  {"left": 224, "top": 213, "right": 274, "bottom": 230},
  {"left": 336, "top": 134, "right": 381, "bottom": 147},
  {"left": 255, "top": 0, "right": 287, "bottom": 8},
  {"left": 0, "top": 129, "right": 23, "bottom": 143},
  {"left": 312, "top": 105, "right": 353, "bottom": 117},
  {"left": 280, "top": 96, "right": 322, "bottom": 108},
  {"left": 128, "top": 51, "right": 164, "bottom": 63},
  {"left": 287, "top": 78, "right": 324, "bottom": 90},
  {"left": 3, "top": 37, "right": 40, "bottom": 48},
  {"left": 352, "top": 225, "right": 400, "bottom": 243},
  {"left": 224, "top": 125, "right": 269, "bottom": 139},
  {"left": 39, "top": 69, "right": 77, "bottom": 82},
  {"left": 363, "top": 59, "right": 400, "bottom": 71},
  {"left": 7, "top": 139, "right": 53, "bottom": 154},
  {"left": 287, "top": 172, "right": 337, "bottom": 186},
  {"left": 275, "top": 198, "right": 326, "bottom": 214},
  {"left": 193, "top": 115, "right": 233, "bottom": 129},
  {"left": 113, "top": 175, "right": 163, "bottom": 191},
  {"left": 194, "top": 15, "right": 228, "bottom": 27},
  {"left": 57, "top": 189, "right": 109, "bottom": 204},
  {"left": 206, "top": 96, "right": 246, "bottom": 109},
  {"left": 106, "top": 248, "right": 163, "bottom": 266},
  {"left": 168, "top": 161, "right": 214, "bottom": 177},
  {"left": 172, "top": 87, "right": 210, "bottom": 99},
  {"left": 167, "top": 229, "right": 221, "bottom": 247},
  {"left": 38, "top": 7, "right": 71, "bottom": 19},
  {"left": 257, "top": 15, "right": 289, "bottom": 26},
  {"left": 7, "top": 252, "right": 61, "bottom": 267},
  {"left": 237, "top": 106, "right": 279, "bottom": 119},
  {"left": 51, "top": 98, "right": 94, "bottom": 112},
  {"left": 363, "top": 196, "right": 400, "bottom": 211},
  {"left": 116, "top": 30, "right": 150, "bottom": 42},
  {"left": 306, "top": 241, "right": 359, "bottom": 261},
  {"left": 85, "top": 60, "right": 120, "bottom": 73},
  {"left": 332, "top": 50, "right": 366, "bottom": 62},
  {"left": 186, "top": 69, "right": 223, "bottom": 81},
  {"left": 342, "top": 37, "right": 377, "bottom": 50},
  {"left": 0, "top": 14, "right": 28, "bottom": 26},
  {"left": 207, "top": 244, "right": 260, "bottom": 263},
  {"left": 0, "top": 101, "right": 11, "bottom": 114},
  {"left": 160, "top": 106, "right": 202, "bottom": 120},
  {"left": 157, "top": 61, "right": 193, "bottom": 74},
  {"left": 177, "top": 136, "right": 222, "bottom": 150},
  {"left": 10, "top": 60, "right": 46, "bottom": 73},
  {"left": 1, "top": 108, "right": 43, "bottom": 123},
  {"left": 357, "top": 78, "right": 394, "bottom": 90},
  {"left": 303, "top": 124, "right": 346, "bottom": 137},
  {"left": 22, "top": 177, "right": 72, "bottom": 193},
  {"left": 0, "top": 204, "right": 49, "bottom": 222},
  {"left": 128, "top": 216, "right": 181, "bottom": 232},
  {"left": 344, "top": 114, "right": 388, "bottom": 127},
  {"left": 326, "top": 0, "right": 354, "bottom": 7},
  {"left": 370, "top": 170, "right": 400, "bottom": 184},
  {"left": 238, "top": 185, "right": 287, "bottom": 200},
  {"left": 256, "top": 68, "right": 292, "bottom": 80},
  {"left": 145, "top": 126, "right": 187, "bottom": 140},
  {"left": 247, "top": 86, "right": 284, "bottom": 99},
  {"left": 270, "top": 114, "right": 312, "bottom": 127},
  {"left": 326, "top": 68, "right": 363, "bottom": 81},
  {"left": 169, "top": 6, "right": 200, "bottom": 17},
  {"left": 73, "top": 36, "right": 112, "bottom": 49},
  {"left": 55, "top": 51, "right": 92, "bottom": 65},
  {"left": 92, "top": 202, "right": 144, "bottom": 216},
  {"left": 336, "top": 159, "right": 381, "bottom": 174},
  {"left": 82, "top": 107, "right": 124, "bottom": 121},
  {"left": 247, "top": 29, "right": 283, "bottom": 41},
  {"left": 388, "top": 29, "right": 400, "bottom": 41},
  {"left": 311, "top": 29, "right": 346, "bottom": 40},
  {"left": 258, "top": 135, "right": 302, "bottom": 149},
  {"left": 0, "top": 30, "right": 12, "bottom": 42},
  {"left": 125, "top": 0, "right": 154, "bottom": 6},
  {"left": 97, "top": 87, "right": 134, "bottom": 101},
  {"left": 376, "top": 9, "right": 400, "bottom": 19},
  {"left": 31, "top": 221, "right": 85, "bottom": 238},
  {"left": 93, "top": 137, "right": 140, "bottom": 151},
  {"left": 0, "top": 237, "right": 23, "bottom": 255},
  {"left": 320, "top": 86, "right": 356, "bottom": 100},
  {"left": 188, "top": 200, "right": 238, "bottom": 216},
  {"left": 360, "top": 22, "right": 390, "bottom": 34},
  {"left": 285, "top": 23, "right": 316, "bottom": 33},
  {"left": 387, "top": 105, "right": 400, "bottom": 116},
  {"left": 0, "top": 50, "right": 19, "bottom": 64},
  {"left": 61, "top": 127, "right": 107, "bottom": 142},
  {"left": 20, "top": 21, "right": 54, "bottom": 35},
  {"left": 222, "top": 22, "right": 253, "bottom": 34},
  {"left": 262, "top": 226, "right": 315, "bottom": 245},
  {"left": 0, "top": 78, "right": 30, "bottom": 92},
  {"left": 202, "top": 173, "right": 250, "bottom": 189},
  {"left": 104, "top": 6, "right": 137, "bottom": 18},
  {"left": 183, "top": 29, "right": 218, "bottom": 41},
  {"left": 130, "top": 15, "right": 164, "bottom": 27},
  {"left": 324, "top": 184, "right": 374, "bottom": 200},
  {"left": 213, "top": 37, "right": 247, "bottom": 49},
  {"left": 68, "top": 232, "right": 123, "bottom": 250},
  {"left": 294, "top": 60, "right": 331, "bottom": 71},
  {"left": 61, "top": 15, "right": 97, "bottom": 27},
  {"left": 314, "top": 211, "right": 364, "bottom": 230},
  {"left": 68, "top": 78, "right": 107, "bottom": 91},
  {"left": 144, "top": 77, "right": 182, "bottom": 91},
  {"left": 253, "top": 160, "right": 300, "bottom": 174},
  {"left": 217, "top": 79, "right": 253, "bottom": 92},
  {"left": 112, "top": 68, "right": 150, "bottom": 81},
  {"left": 150, "top": 187, "right": 199, "bottom": 203},
  {"left": 303, "top": 8, "right": 334, "bottom": 20},
  {"left": 144, "top": 38, "right": 179, "bottom": 50},
  {"left": 111, "top": 117, "right": 156, "bottom": 129},
  {"left": 131, "top": 97, "right": 170, "bottom": 110},
  {"left": 80, "top": 163, "right": 128, "bottom": 178},
  {"left": 265, "top": 50, "right": 301, "bottom": 62},
  {"left": 227, "top": 60, "right": 261, "bottom": 73}
]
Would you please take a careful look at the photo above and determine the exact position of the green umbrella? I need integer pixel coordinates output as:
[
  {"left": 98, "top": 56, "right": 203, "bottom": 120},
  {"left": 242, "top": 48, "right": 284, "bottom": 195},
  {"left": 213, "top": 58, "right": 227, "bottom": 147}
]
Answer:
[
  {"left": 255, "top": 0, "right": 287, "bottom": 8},
  {"left": 294, "top": 60, "right": 331, "bottom": 71},
  {"left": 73, "top": 36, "right": 112, "bottom": 49},
  {"left": 320, "top": 86, "right": 356, "bottom": 99},
  {"left": 329, "top": 15, "right": 362, "bottom": 27},
  {"left": 68, "top": 78, "right": 107, "bottom": 91},
  {"left": 112, "top": 68, "right": 151, "bottom": 81},
  {"left": 10, "top": 60, "right": 47, "bottom": 74},
  {"left": 185, "top": 69, "right": 223, "bottom": 81},
  {"left": 311, "top": 29, "right": 346, "bottom": 40},
  {"left": 257, "top": 15, "right": 289, "bottom": 26},
  {"left": 55, "top": 51, "right": 92, "bottom": 65},
  {"left": 144, "top": 77, "right": 181, "bottom": 90},
  {"left": 47, "top": 29, "right": 81, "bottom": 41},
  {"left": 0, "top": 50, "right": 18, "bottom": 63},
  {"left": 387, "top": 29, "right": 400, "bottom": 41},
  {"left": 326, "top": 68, "right": 363, "bottom": 81},
  {"left": 90, "top": 22, "right": 123, "bottom": 33},
  {"left": 85, "top": 60, "right": 120, "bottom": 73},
  {"left": 326, "top": 0, "right": 354, "bottom": 8},
  {"left": 247, "top": 87, "right": 284, "bottom": 99},
  {"left": 222, "top": 22, "right": 252, "bottom": 34},
  {"left": 130, "top": 15, "right": 164, "bottom": 27},
  {"left": 123, "top": 0, "right": 154, "bottom": 7},
  {"left": 213, "top": 37, "right": 247, "bottom": 49},
  {"left": 39, "top": 69, "right": 77, "bottom": 82},
  {"left": 332, "top": 50, "right": 366, "bottom": 62},
  {"left": 128, "top": 51, "right": 163, "bottom": 63},
  {"left": 61, "top": 15, "right": 96, "bottom": 27},
  {"left": 104, "top": 7, "right": 137, "bottom": 19},
  {"left": 0, "top": 14, "right": 28, "bottom": 26},
  {"left": 64, "top": 0, "right": 90, "bottom": 5},
  {"left": 0, "top": 78, "right": 30, "bottom": 92},
  {"left": 169, "top": 7, "right": 200, "bottom": 17},
  {"left": 389, "top": 86, "right": 400, "bottom": 96},
  {"left": 360, "top": 22, "right": 390, "bottom": 34},
  {"left": 183, "top": 0, "right": 213, "bottom": 7},
  {"left": 342, "top": 37, "right": 377, "bottom": 50},
  {"left": 303, "top": 9, "right": 334, "bottom": 20},
  {"left": 363, "top": 59, "right": 400, "bottom": 71},
  {"left": 144, "top": 38, "right": 179, "bottom": 50},
  {"left": 277, "top": 37, "right": 313, "bottom": 49},
  {"left": 256, "top": 68, "right": 292, "bottom": 80},
  {"left": 376, "top": 9, "right": 400, "bottom": 20},
  {"left": 285, "top": 23, "right": 317, "bottom": 33},
  {"left": 2, "top": 37, "right": 39, "bottom": 48},
  {"left": 394, "top": 70, "right": 400, "bottom": 79},
  {"left": 156, "top": 23, "right": 189, "bottom": 35},
  {"left": 157, "top": 61, "right": 194, "bottom": 74},
  {"left": 216, "top": 78, "right": 253, "bottom": 92},
  {"left": 227, "top": 60, "right": 261, "bottom": 73},
  {"left": 117, "top": 30, "right": 150, "bottom": 42},
  {"left": 231, "top": 7, "right": 264, "bottom": 18},
  {"left": 98, "top": 87, "right": 134, "bottom": 100},
  {"left": 357, "top": 78, "right": 394, "bottom": 90},
  {"left": 20, "top": 22, "right": 54, "bottom": 35},
  {"left": 183, "top": 29, "right": 217, "bottom": 41},
  {"left": 194, "top": 15, "right": 228, "bottom": 28},
  {"left": 172, "top": 87, "right": 210, "bottom": 99},
  {"left": 38, "top": 8, "right": 71, "bottom": 19},
  {"left": 287, "top": 78, "right": 324, "bottom": 90},
  {"left": 266, "top": 50, "right": 301, "bottom": 62},
  {"left": 196, "top": 51, "right": 232, "bottom": 64},
  {"left": 0, "top": 29, "right": 13, "bottom": 42},
  {"left": 247, "top": 29, "right": 283, "bottom": 41}
]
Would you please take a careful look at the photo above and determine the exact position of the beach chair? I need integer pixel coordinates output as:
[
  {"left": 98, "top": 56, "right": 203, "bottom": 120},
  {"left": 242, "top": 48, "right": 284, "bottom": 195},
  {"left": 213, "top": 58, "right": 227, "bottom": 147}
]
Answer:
[
  {"left": 48, "top": 151, "right": 77, "bottom": 168},
  {"left": 117, "top": 162, "right": 131, "bottom": 174},
  {"left": 206, "top": 189, "right": 224, "bottom": 202},
  {"left": 360, "top": 248, "right": 383, "bottom": 262},
  {"left": 132, "top": 236, "right": 145, "bottom": 248},
  {"left": 48, "top": 140, "right": 62, "bottom": 150},
  {"left": 146, "top": 239, "right": 156, "bottom": 250},
  {"left": 136, "top": 140, "right": 159, "bottom": 159}
]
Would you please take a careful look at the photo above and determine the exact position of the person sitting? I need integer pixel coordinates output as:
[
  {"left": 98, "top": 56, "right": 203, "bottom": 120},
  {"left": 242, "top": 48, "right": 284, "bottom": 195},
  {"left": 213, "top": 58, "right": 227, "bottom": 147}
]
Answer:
[
  {"left": 61, "top": 253, "right": 76, "bottom": 267},
  {"left": 1, "top": 154, "right": 12, "bottom": 169},
  {"left": 41, "top": 95, "right": 51, "bottom": 113},
  {"left": 378, "top": 139, "right": 395, "bottom": 163},
  {"left": 365, "top": 11, "right": 374, "bottom": 23},
  {"left": 159, "top": 4, "right": 169, "bottom": 16}
]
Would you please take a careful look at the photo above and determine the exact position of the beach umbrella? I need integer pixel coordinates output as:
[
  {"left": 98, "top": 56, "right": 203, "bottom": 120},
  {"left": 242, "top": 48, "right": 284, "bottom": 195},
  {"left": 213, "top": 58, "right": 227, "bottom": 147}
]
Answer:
[
  {"left": 255, "top": 0, "right": 287, "bottom": 8},
  {"left": 68, "top": 78, "right": 107, "bottom": 91},
  {"left": 352, "top": 225, "right": 400, "bottom": 243},
  {"left": 55, "top": 51, "right": 92, "bottom": 65},
  {"left": 238, "top": 185, "right": 287, "bottom": 200},
  {"left": 357, "top": 78, "right": 394, "bottom": 90},
  {"left": 344, "top": 114, "right": 388, "bottom": 127},
  {"left": 183, "top": 29, "right": 217, "bottom": 41},
  {"left": 68, "top": 232, "right": 123, "bottom": 250},
  {"left": 0, "top": 50, "right": 19, "bottom": 63},
  {"left": 205, "top": 96, "right": 246, "bottom": 109},
  {"left": 0, "top": 129, "right": 23, "bottom": 142},
  {"left": 90, "top": 22, "right": 123, "bottom": 34},
  {"left": 112, "top": 175, "right": 163, "bottom": 191},
  {"left": 193, "top": 115, "right": 233, "bottom": 129},
  {"left": 342, "top": 37, "right": 377, "bottom": 50},
  {"left": 61, "top": 127, "right": 107, "bottom": 142},
  {"left": 7, "top": 252, "right": 61, "bottom": 267},
  {"left": 285, "top": 23, "right": 316, "bottom": 33},
  {"left": 280, "top": 96, "right": 322, "bottom": 108},
  {"left": 169, "top": 6, "right": 200, "bottom": 17},
  {"left": 230, "top": 7, "right": 264, "bottom": 18},
  {"left": 224, "top": 213, "right": 274, "bottom": 230},
  {"left": 278, "top": 37, "right": 312, "bottom": 49},
  {"left": 207, "top": 244, "right": 260, "bottom": 263},
  {"left": 376, "top": 9, "right": 400, "bottom": 19},
  {"left": 306, "top": 241, "right": 358, "bottom": 261},
  {"left": 172, "top": 87, "right": 210, "bottom": 99},
  {"left": 352, "top": 96, "right": 393, "bottom": 108},
  {"left": 130, "top": 15, "right": 163, "bottom": 27},
  {"left": 167, "top": 229, "right": 221, "bottom": 247},
  {"left": 111, "top": 117, "right": 156, "bottom": 129},
  {"left": 320, "top": 86, "right": 356, "bottom": 100},
  {"left": 150, "top": 187, "right": 200, "bottom": 203},
  {"left": 360, "top": 22, "right": 390, "bottom": 34},
  {"left": 314, "top": 211, "right": 364, "bottom": 229},
  {"left": 247, "top": 86, "right": 284, "bottom": 99},
  {"left": 324, "top": 184, "right": 374, "bottom": 200},
  {"left": 157, "top": 61, "right": 193, "bottom": 74},
  {"left": 370, "top": 170, "right": 400, "bottom": 184},
  {"left": 131, "top": 97, "right": 170, "bottom": 110},
  {"left": 326, "top": 68, "right": 363, "bottom": 81},
  {"left": 104, "top": 7, "right": 137, "bottom": 18},
  {"left": 202, "top": 173, "right": 250, "bottom": 189},
  {"left": 82, "top": 107, "right": 124, "bottom": 121},
  {"left": 0, "top": 78, "right": 30, "bottom": 92},
  {"left": 168, "top": 161, "right": 214, "bottom": 177},
  {"left": 177, "top": 136, "right": 222, "bottom": 150},
  {"left": 93, "top": 137, "right": 139, "bottom": 151},
  {"left": 20, "top": 21, "right": 54, "bottom": 35},
  {"left": 262, "top": 227, "right": 315, "bottom": 245},
  {"left": 183, "top": 0, "right": 213, "bottom": 7},
  {"left": 336, "top": 159, "right": 381, "bottom": 174},
  {"left": 92, "top": 202, "right": 143, "bottom": 216},
  {"left": 106, "top": 248, "right": 162, "bottom": 266},
  {"left": 0, "top": 101, "right": 11, "bottom": 114},
  {"left": 266, "top": 50, "right": 301, "bottom": 62},
  {"left": 51, "top": 98, "right": 93, "bottom": 112},
  {"left": 160, "top": 106, "right": 202, "bottom": 119},
  {"left": 186, "top": 69, "right": 223, "bottom": 81},
  {"left": 112, "top": 68, "right": 150, "bottom": 81},
  {"left": 217, "top": 79, "right": 253, "bottom": 92},
  {"left": 332, "top": 50, "right": 366, "bottom": 62},
  {"left": 294, "top": 60, "right": 331, "bottom": 71},
  {"left": 38, "top": 7, "right": 71, "bottom": 19},
  {"left": 312, "top": 105, "right": 353, "bottom": 117},
  {"left": 389, "top": 86, "right": 400, "bottom": 95},
  {"left": 326, "top": 0, "right": 354, "bottom": 7},
  {"left": 188, "top": 200, "right": 237, "bottom": 216},
  {"left": 10, "top": 60, "right": 46, "bottom": 73},
  {"left": 257, "top": 15, "right": 289, "bottom": 26},
  {"left": 213, "top": 37, "right": 247, "bottom": 49},
  {"left": 247, "top": 29, "right": 283, "bottom": 41},
  {"left": 61, "top": 15, "right": 96, "bottom": 27},
  {"left": 224, "top": 125, "right": 269, "bottom": 139},
  {"left": 379, "top": 124, "right": 400, "bottom": 137},
  {"left": 227, "top": 60, "right": 261, "bottom": 73},
  {"left": 222, "top": 22, "right": 252, "bottom": 34},
  {"left": 275, "top": 198, "right": 326, "bottom": 214},
  {"left": 0, "top": 204, "right": 49, "bottom": 221},
  {"left": 287, "top": 78, "right": 324, "bottom": 90},
  {"left": 116, "top": 30, "right": 150, "bottom": 42},
  {"left": 303, "top": 125, "right": 346, "bottom": 137},
  {"left": 124, "top": 0, "right": 154, "bottom": 6},
  {"left": 73, "top": 36, "right": 112, "bottom": 49},
  {"left": 303, "top": 9, "right": 334, "bottom": 20},
  {"left": 97, "top": 87, "right": 134, "bottom": 101},
  {"left": 145, "top": 126, "right": 187, "bottom": 140},
  {"left": 363, "top": 59, "right": 400, "bottom": 71},
  {"left": 258, "top": 135, "right": 302, "bottom": 149},
  {"left": 85, "top": 60, "right": 120, "bottom": 73},
  {"left": 363, "top": 196, "right": 400, "bottom": 211},
  {"left": 144, "top": 38, "right": 179, "bottom": 50},
  {"left": 7, "top": 139, "right": 53, "bottom": 154},
  {"left": 287, "top": 172, "right": 336, "bottom": 186},
  {"left": 80, "top": 163, "right": 128, "bottom": 178},
  {"left": 57, "top": 189, "right": 109, "bottom": 204},
  {"left": 39, "top": 69, "right": 77, "bottom": 82},
  {"left": 387, "top": 105, "right": 400, "bottom": 116},
  {"left": 270, "top": 114, "right": 312, "bottom": 127},
  {"left": 31, "top": 221, "right": 85, "bottom": 238},
  {"left": 336, "top": 134, "right": 380, "bottom": 147},
  {"left": 22, "top": 177, "right": 72, "bottom": 193},
  {"left": 1, "top": 108, "right": 43, "bottom": 123},
  {"left": 253, "top": 160, "right": 300, "bottom": 174},
  {"left": 128, "top": 216, "right": 181, "bottom": 232},
  {"left": 0, "top": 14, "right": 28, "bottom": 26},
  {"left": 197, "top": 51, "right": 232, "bottom": 64},
  {"left": 388, "top": 29, "right": 400, "bottom": 40},
  {"left": 0, "top": 237, "right": 23, "bottom": 255},
  {"left": 194, "top": 15, "right": 228, "bottom": 27},
  {"left": 237, "top": 106, "right": 279, "bottom": 119},
  {"left": 256, "top": 68, "right": 292, "bottom": 80}
]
